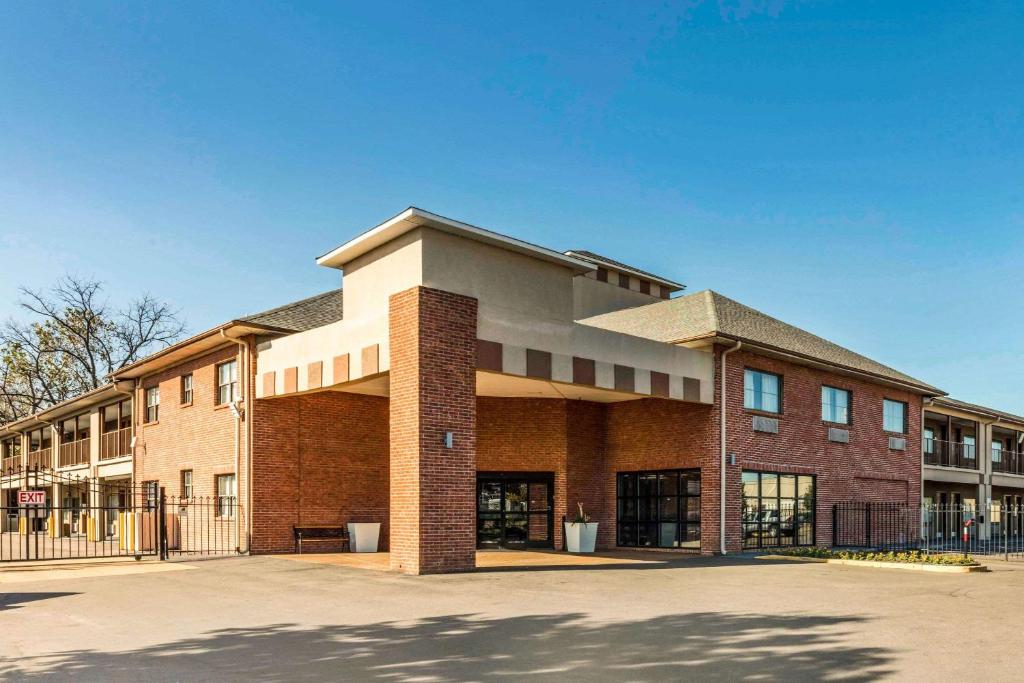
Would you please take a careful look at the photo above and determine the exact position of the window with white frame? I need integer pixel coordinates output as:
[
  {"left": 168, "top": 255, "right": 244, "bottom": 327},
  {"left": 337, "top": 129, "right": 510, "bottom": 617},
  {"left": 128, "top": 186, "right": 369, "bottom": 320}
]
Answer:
[
  {"left": 215, "top": 474, "right": 237, "bottom": 518},
  {"left": 181, "top": 374, "right": 193, "bottom": 405},
  {"left": 216, "top": 361, "right": 238, "bottom": 405},
  {"left": 145, "top": 387, "right": 160, "bottom": 423}
]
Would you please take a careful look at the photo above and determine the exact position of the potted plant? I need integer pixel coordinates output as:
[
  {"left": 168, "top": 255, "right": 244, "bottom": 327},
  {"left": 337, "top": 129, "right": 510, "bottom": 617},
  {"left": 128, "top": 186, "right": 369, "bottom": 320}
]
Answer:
[{"left": 564, "top": 503, "right": 598, "bottom": 553}]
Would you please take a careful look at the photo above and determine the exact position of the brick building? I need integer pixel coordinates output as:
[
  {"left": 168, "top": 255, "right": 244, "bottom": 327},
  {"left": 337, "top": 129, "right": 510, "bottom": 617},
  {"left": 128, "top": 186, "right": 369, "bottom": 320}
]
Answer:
[{"left": 5, "top": 206, "right": 1019, "bottom": 573}]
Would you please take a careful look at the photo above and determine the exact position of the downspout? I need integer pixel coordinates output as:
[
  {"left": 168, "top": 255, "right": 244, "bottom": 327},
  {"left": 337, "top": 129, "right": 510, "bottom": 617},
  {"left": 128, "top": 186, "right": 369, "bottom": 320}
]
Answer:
[
  {"left": 720, "top": 340, "right": 742, "bottom": 555},
  {"left": 221, "top": 330, "right": 247, "bottom": 553}
]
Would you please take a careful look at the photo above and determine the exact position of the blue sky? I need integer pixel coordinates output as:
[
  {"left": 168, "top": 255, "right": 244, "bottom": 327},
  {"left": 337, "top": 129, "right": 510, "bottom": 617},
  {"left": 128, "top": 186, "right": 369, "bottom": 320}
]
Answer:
[{"left": 1, "top": 2, "right": 1021, "bottom": 410}]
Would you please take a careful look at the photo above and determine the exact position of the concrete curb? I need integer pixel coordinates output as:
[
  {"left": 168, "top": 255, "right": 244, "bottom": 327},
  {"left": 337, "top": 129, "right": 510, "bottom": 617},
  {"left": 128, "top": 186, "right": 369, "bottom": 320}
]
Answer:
[{"left": 756, "top": 555, "right": 987, "bottom": 573}]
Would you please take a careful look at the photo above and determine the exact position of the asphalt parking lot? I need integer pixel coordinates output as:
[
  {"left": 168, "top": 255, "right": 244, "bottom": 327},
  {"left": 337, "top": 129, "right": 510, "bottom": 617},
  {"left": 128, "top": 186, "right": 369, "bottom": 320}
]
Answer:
[{"left": 1, "top": 553, "right": 1022, "bottom": 681}]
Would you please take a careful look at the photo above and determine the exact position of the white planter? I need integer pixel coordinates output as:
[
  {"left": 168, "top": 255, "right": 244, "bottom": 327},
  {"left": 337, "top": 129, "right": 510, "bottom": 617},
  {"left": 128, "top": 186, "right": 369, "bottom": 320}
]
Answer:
[
  {"left": 348, "top": 522, "right": 381, "bottom": 553},
  {"left": 564, "top": 522, "right": 598, "bottom": 553}
]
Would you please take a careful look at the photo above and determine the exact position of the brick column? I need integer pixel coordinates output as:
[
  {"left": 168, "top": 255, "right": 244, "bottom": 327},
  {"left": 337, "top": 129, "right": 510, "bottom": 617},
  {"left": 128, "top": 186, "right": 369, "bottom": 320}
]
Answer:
[{"left": 389, "top": 286, "right": 478, "bottom": 574}]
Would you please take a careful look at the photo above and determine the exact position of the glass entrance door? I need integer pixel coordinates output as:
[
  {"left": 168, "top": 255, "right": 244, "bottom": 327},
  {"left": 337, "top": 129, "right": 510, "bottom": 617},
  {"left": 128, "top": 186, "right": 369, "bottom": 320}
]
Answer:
[{"left": 477, "top": 473, "right": 553, "bottom": 549}]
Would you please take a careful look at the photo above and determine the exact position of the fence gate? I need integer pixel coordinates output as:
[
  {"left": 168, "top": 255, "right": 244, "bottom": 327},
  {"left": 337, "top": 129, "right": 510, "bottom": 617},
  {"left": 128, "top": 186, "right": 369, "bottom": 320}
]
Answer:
[
  {"left": 833, "top": 501, "right": 1024, "bottom": 560},
  {"left": 0, "top": 466, "right": 157, "bottom": 562},
  {"left": 161, "top": 489, "right": 241, "bottom": 559}
]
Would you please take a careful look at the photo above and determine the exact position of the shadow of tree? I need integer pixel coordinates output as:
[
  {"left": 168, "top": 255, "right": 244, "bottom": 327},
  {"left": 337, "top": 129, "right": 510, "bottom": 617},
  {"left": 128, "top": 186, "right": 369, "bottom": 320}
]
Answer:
[
  {"left": 3, "top": 611, "right": 893, "bottom": 681},
  {"left": 0, "top": 592, "right": 78, "bottom": 612}
]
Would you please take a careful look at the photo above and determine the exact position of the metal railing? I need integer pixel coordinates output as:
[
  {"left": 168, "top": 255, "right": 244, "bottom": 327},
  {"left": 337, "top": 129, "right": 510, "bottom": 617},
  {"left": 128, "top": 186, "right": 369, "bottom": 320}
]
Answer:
[
  {"left": 26, "top": 448, "right": 52, "bottom": 470},
  {"left": 58, "top": 439, "right": 90, "bottom": 468},
  {"left": 833, "top": 501, "right": 1024, "bottom": 558},
  {"left": 923, "top": 439, "right": 978, "bottom": 470},
  {"left": 1, "top": 456, "right": 20, "bottom": 473},
  {"left": 99, "top": 428, "right": 132, "bottom": 460},
  {"left": 991, "top": 449, "right": 1024, "bottom": 476}
]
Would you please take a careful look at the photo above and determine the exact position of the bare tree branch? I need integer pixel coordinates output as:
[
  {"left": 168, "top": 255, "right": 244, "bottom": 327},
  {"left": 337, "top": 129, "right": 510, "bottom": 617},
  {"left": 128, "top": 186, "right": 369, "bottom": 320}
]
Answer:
[{"left": 0, "top": 274, "right": 187, "bottom": 423}]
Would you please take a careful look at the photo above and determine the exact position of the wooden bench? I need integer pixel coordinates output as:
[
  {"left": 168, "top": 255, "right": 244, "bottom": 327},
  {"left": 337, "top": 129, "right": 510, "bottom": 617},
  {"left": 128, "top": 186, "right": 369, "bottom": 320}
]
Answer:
[{"left": 293, "top": 525, "right": 349, "bottom": 554}]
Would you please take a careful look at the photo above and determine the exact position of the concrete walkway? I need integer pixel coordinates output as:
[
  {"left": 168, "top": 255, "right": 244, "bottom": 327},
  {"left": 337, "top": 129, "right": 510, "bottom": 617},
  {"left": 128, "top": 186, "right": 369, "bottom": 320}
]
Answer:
[{"left": 2, "top": 554, "right": 1023, "bottom": 681}]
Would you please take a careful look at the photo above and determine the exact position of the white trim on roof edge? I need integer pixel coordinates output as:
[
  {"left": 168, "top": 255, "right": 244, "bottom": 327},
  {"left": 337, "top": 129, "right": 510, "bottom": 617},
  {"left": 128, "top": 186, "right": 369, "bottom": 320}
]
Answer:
[{"left": 316, "top": 207, "right": 595, "bottom": 273}]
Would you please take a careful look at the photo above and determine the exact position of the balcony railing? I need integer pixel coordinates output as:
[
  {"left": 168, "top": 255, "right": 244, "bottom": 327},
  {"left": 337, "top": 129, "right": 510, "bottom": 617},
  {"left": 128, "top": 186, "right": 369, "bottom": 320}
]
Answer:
[
  {"left": 26, "top": 448, "right": 53, "bottom": 469},
  {"left": 992, "top": 449, "right": 1024, "bottom": 476},
  {"left": 100, "top": 427, "right": 132, "bottom": 460},
  {"left": 1, "top": 455, "right": 20, "bottom": 473},
  {"left": 923, "top": 439, "right": 978, "bottom": 470},
  {"left": 58, "top": 438, "right": 91, "bottom": 468}
]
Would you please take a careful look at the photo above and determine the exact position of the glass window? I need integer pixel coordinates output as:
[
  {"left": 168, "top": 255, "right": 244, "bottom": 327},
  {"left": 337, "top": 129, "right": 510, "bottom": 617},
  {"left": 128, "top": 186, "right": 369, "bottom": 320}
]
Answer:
[
  {"left": 217, "top": 361, "right": 238, "bottom": 405},
  {"left": 181, "top": 470, "right": 193, "bottom": 498},
  {"left": 143, "top": 481, "right": 158, "bottom": 511},
  {"left": 61, "top": 419, "right": 76, "bottom": 444},
  {"left": 616, "top": 469, "right": 700, "bottom": 550},
  {"left": 145, "top": 387, "right": 160, "bottom": 423},
  {"left": 963, "top": 435, "right": 976, "bottom": 460},
  {"left": 821, "top": 386, "right": 850, "bottom": 424},
  {"left": 992, "top": 441, "right": 1003, "bottom": 463},
  {"left": 216, "top": 474, "right": 237, "bottom": 518},
  {"left": 77, "top": 414, "right": 90, "bottom": 440},
  {"left": 744, "top": 369, "right": 780, "bottom": 413},
  {"left": 743, "top": 470, "right": 816, "bottom": 549},
  {"left": 181, "top": 374, "right": 193, "bottom": 405},
  {"left": 883, "top": 400, "right": 905, "bottom": 433},
  {"left": 923, "top": 427, "right": 935, "bottom": 454},
  {"left": 40, "top": 427, "right": 51, "bottom": 450}
]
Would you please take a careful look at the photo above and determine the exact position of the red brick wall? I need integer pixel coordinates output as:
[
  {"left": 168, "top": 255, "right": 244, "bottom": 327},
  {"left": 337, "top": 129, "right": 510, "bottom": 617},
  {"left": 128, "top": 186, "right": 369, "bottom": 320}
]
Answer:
[
  {"left": 135, "top": 344, "right": 247, "bottom": 547},
  {"left": 603, "top": 398, "right": 717, "bottom": 552},
  {"left": 719, "top": 346, "right": 923, "bottom": 551},
  {"left": 250, "top": 391, "right": 389, "bottom": 554},
  {"left": 475, "top": 397, "right": 607, "bottom": 549},
  {"left": 389, "top": 286, "right": 478, "bottom": 574}
]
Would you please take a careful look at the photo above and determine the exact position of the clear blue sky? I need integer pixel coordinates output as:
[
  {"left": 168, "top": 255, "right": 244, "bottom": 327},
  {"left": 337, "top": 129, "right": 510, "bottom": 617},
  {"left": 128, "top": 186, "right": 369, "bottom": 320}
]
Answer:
[{"left": 1, "top": 2, "right": 1021, "bottom": 410}]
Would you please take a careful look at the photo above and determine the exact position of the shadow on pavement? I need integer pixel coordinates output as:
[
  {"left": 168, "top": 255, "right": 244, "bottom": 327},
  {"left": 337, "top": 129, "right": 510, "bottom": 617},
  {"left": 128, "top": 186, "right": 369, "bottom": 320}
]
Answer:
[
  {"left": 0, "top": 592, "right": 78, "bottom": 612},
  {"left": 2, "top": 610, "right": 894, "bottom": 681}
]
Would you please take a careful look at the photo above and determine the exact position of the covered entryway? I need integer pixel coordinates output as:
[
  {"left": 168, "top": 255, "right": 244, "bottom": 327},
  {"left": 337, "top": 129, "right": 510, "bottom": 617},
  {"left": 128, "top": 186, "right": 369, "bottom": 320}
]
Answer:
[{"left": 476, "top": 472, "right": 554, "bottom": 549}]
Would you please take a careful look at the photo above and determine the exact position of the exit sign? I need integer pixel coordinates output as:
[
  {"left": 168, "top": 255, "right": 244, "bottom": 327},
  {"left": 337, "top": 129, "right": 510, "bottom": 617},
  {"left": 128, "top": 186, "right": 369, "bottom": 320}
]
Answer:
[{"left": 17, "top": 491, "right": 46, "bottom": 506}]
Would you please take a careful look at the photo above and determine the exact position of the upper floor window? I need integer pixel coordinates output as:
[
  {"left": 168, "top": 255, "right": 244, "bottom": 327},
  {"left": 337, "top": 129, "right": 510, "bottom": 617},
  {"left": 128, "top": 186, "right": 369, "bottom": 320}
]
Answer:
[
  {"left": 923, "top": 427, "right": 935, "bottom": 454},
  {"left": 744, "top": 369, "right": 781, "bottom": 414},
  {"left": 2, "top": 438, "right": 20, "bottom": 459},
  {"left": 883, "top": 399, "right": 906, "bottom": 434},
  {"left": 821, "top": 387, "right": 850, "bottom": 425},
  {"left": 61, "top": 415, "right": 90, "bottom": 443},
  {"left": 992, "top": 441, "right": 1003, "bottom": 463},
  {"left": 181, "top": 469, "right": 193, "bottom": 498},
  {"left": 217, "top": 360, "right": 238, "bottom": 405},
  {"left": 28, "top": 427, "right": 51, "bottom": 452},
  {"left": 145, "top": 387, "right": 160, "bottom": 423},
  {"left": 103, "top": 399, "right": 132, "bottom": 433},
  {"left": 181, "top": 373, "right": 193, "bottom": 405}
]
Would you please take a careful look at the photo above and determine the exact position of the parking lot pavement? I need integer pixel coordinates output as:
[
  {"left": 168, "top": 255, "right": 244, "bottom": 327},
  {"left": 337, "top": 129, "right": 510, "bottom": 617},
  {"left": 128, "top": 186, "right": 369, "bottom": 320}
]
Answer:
[{"left": 1, "top": 554, "right": 1022, "bottom": 681}]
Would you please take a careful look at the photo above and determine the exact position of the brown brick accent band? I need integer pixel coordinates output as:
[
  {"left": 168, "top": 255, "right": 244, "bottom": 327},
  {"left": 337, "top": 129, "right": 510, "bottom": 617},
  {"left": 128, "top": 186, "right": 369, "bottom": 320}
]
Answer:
[
  {"left": 526, "top": 349, "right": 552, "bottom": 380},
  {"left": 572, "top": 357, "right": 596, "bottom": 386},
  {"left": 389, "top": 286, "right": 478, "bottom": 574},
  {"left": 683, "top": 377, "right": 701, "bottom": 402},
  {"left": 362, "top": 344, "right": 380, "bottom": 376},
  {"left": 262, "top": 371, "right": 276, "bottom": 398},
  {"left": 283, "top": 367, "right": 298, "bottom": 394},
  {"left": 476, "top": 340, "right": 502, "bottom": 372},
  {"left": 333, "top": 354, "right": 350, "bottom": 384},
  {"left": 650, "top": 371, "right": 670, "bottom": 398},
  {"left": 307, "top": 361, "right": 323, "bottom": 390},
  {"left": 614, "top": 364, "right": 635, "bottom": 393}
]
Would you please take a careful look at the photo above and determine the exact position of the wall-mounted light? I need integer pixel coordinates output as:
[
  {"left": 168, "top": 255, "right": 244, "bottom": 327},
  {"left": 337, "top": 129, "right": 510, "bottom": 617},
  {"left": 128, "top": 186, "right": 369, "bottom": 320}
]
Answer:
[{"left": 443, "top": 432, "right": 454, "bottom": 449}]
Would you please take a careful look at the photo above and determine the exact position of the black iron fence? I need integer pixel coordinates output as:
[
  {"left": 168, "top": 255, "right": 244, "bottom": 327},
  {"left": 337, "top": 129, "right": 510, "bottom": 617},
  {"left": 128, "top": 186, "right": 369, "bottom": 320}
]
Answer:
[
  {"left": 0, "top": 466, "right": 240, "bottom": 562},
  {"left": 833, "top": 502, "right": 1024, "bottom": 558}
]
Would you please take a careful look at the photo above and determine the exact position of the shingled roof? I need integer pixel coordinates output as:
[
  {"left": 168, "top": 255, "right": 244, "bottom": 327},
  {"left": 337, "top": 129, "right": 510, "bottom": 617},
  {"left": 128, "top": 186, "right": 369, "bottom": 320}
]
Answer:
[
  {"left": 931, "top": 397, "right": 1024, "bottom": 425},
  {"left": 579, "top": 289, "right": 943, "bottom": 394},
  {"left": 564, "top": 249, "right": 685, "bottom": 290},
  {"left": 239, "top": 288, "right": 344, "bottom": 332}
]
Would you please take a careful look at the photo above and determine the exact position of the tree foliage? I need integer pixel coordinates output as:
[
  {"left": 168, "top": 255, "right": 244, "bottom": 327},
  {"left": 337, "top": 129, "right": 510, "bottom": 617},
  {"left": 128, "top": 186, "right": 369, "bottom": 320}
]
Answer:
[{"left": 0, "top": 276, "right": 186, "bottom": 423}]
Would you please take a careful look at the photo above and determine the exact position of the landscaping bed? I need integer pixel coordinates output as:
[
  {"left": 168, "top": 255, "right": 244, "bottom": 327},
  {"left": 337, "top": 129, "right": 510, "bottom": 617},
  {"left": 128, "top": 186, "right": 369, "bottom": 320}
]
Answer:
[{"left": 758, "top": 548, "right": 986, "bottom": 573}]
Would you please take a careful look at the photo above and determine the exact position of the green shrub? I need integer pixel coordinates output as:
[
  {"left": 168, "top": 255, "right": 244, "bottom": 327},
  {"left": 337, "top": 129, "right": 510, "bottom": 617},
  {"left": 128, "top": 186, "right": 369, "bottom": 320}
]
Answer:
[{"left": 768, "top": 547, "right": 977, "bottom": 566}]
